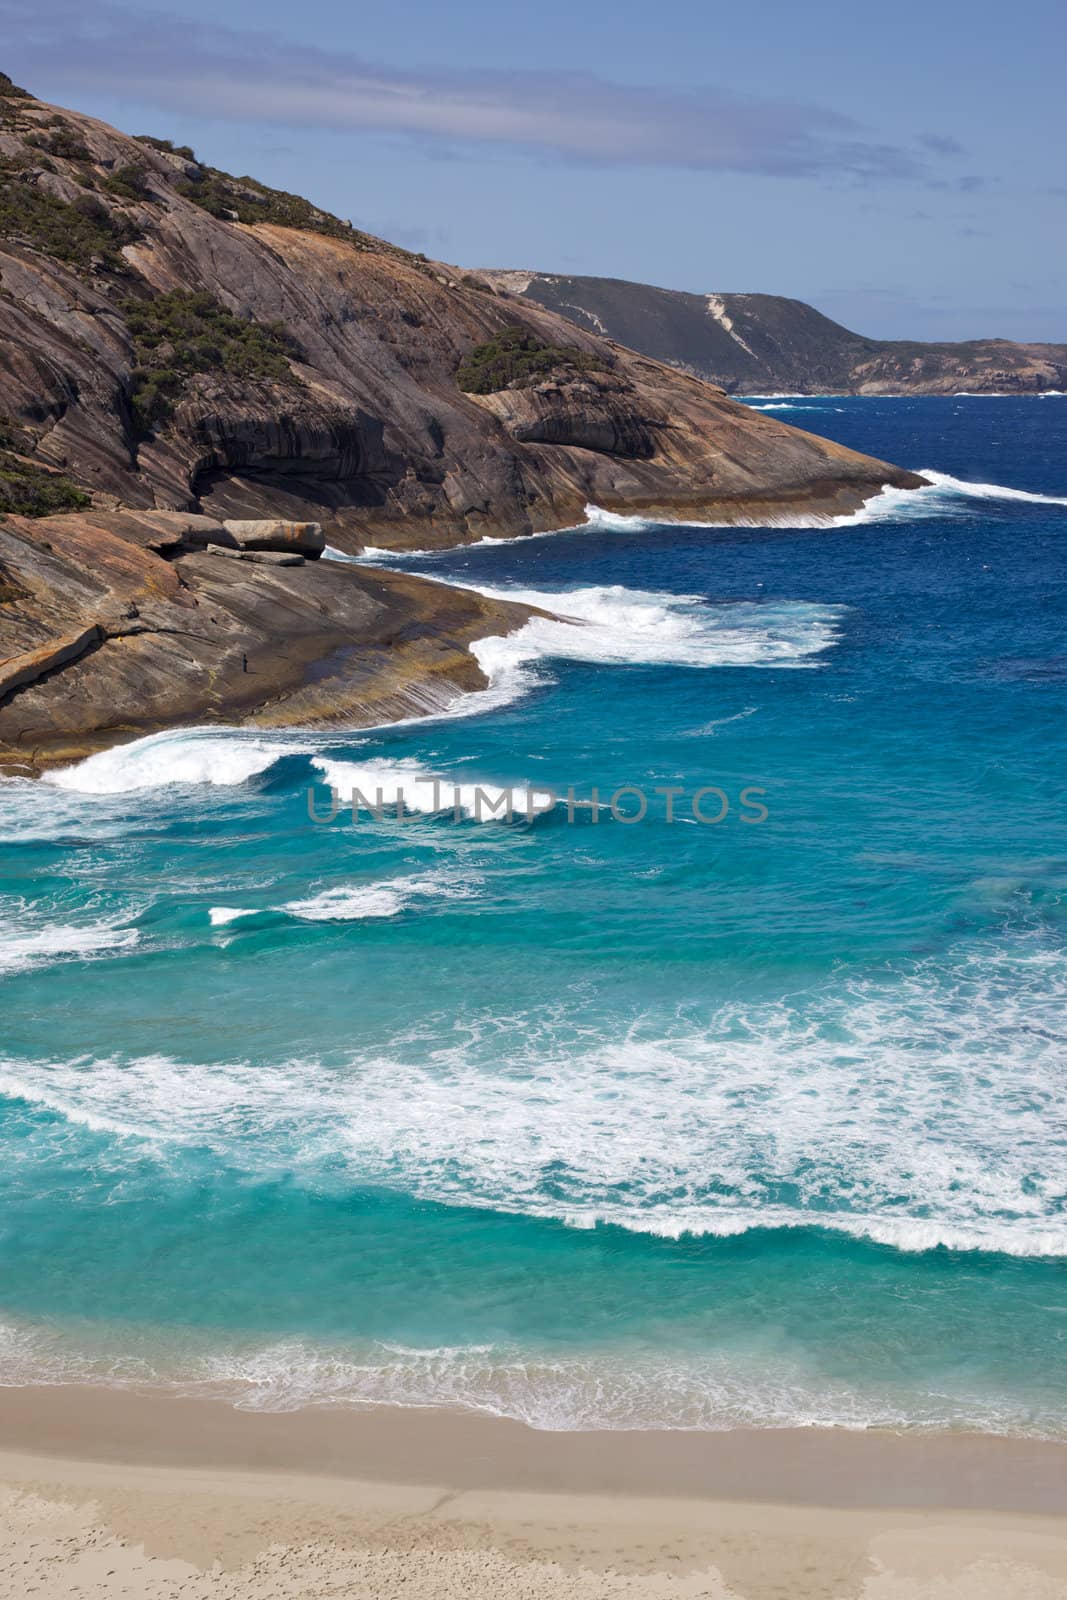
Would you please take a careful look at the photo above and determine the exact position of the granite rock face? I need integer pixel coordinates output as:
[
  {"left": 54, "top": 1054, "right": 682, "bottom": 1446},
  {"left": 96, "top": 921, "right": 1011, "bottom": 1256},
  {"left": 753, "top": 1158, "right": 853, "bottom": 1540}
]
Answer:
[{"left": 0, "top": 87, "right": 921, "bottom": 555}]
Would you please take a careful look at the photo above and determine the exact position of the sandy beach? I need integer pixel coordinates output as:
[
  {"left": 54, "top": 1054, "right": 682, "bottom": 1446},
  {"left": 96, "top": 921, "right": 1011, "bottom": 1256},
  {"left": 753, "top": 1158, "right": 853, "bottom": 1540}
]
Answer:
[{"left": 0, "top": 1386, "right": 1064, "bottom": 1598}]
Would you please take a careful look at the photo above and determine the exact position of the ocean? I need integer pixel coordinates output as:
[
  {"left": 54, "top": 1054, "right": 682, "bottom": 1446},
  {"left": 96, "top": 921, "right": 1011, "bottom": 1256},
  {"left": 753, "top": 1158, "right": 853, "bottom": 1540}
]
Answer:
[{"left": 1, "top": 395, "right": 1064, "bottom": 1436}]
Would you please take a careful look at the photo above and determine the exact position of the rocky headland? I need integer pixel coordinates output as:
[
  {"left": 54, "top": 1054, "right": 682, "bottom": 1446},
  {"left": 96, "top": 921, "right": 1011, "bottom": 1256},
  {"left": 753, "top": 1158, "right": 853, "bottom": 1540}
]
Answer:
[
  {"left": 0, "top": 73, "right": 922, "bottom": 767},
  {"left": 483, "top": 273, "right": 1067, "bottom": 396}
]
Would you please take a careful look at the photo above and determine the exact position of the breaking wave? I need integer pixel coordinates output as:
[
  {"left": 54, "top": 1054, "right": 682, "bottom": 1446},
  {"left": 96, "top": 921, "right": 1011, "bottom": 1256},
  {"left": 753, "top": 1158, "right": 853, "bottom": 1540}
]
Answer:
[
  {"left": 210, "top": 869, "right": 481, "bottom": 924},
  {"left": 44, "top": 729, "right": 306, "bottom": 795},
  {"left": 2, "top": 932, "right": 1063, "bottom": 1259},
  {"left": 460, "top": 582, "right": 843, "bottom": 713}
]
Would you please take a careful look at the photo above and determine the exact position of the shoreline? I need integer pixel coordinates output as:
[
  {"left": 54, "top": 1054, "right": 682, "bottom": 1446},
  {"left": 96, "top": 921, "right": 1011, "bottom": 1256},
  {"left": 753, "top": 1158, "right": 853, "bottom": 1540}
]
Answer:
[
  {"left": 1, "top": 1384, "right": 1065, "bottom": 1514},
  {"left": 1, "top": 1387, "right": 1066, "bottom": 1597},
  {"left": 1, "top": 472, "right": 916, "bottom": 777}
]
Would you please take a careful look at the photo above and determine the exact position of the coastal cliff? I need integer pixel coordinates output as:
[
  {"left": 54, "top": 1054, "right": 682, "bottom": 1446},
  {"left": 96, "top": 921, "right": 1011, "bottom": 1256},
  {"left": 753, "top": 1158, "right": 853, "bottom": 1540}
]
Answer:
[
  {"left": 483, "top": 273, "right": 1067, "bottom": 396},
  {"left": 0, "top": 76, "right": 919, "bottom": 549},
  {"left": 0, "top": 74, "right": 923, "bottom": 766}
]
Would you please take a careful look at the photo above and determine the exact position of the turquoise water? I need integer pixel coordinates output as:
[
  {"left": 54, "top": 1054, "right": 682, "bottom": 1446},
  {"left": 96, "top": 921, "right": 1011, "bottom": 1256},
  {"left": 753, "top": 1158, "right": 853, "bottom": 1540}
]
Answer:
[{"left": 1, "top": 396, "right": 1065, "bottom": 1432}]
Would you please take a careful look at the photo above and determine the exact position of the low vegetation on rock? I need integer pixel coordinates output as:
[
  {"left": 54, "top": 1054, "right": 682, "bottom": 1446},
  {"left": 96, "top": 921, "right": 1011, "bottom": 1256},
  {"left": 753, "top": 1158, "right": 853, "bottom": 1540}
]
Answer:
[
  {"left": 103, "top": 162, "right": 152, "bottom": 201},
  {"left": 134, "top": 135, "right": 197, "bottom": 162},
  {"left": 25, "top": 122, "right": 93, "bottom": 163},
  {"left": 175, "top": 164, "right": 360, "bottom": 240},
  {"left": 0, "top": 71, "right": 31, "bottom": 127},
  {"left": 121, "top": 290, "right": 302, "bottom": 434},
  {"left": 0, "top": 162, "right": 139, "bottom": 268},
  {"left": 456, "top": 325, "right": 607, "bottom": 394},
  {"left": 133, "top": 138, "right": 387, "bottom": 251},
  {"left": 0, "top": 418, "right": 91, "bottom": 516}
]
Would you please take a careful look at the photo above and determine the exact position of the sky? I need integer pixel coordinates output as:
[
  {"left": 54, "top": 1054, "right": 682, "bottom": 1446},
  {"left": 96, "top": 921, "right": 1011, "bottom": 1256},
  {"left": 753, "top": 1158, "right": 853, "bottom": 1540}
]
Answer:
[{"left": 3, "top": 0, "right": 1065, "bottom": 340}]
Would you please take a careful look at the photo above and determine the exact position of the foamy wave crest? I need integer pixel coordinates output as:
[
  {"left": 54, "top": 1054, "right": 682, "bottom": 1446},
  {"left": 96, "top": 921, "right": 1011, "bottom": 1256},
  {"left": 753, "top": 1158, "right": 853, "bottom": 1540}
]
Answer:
[
  {"left": 5, "top": 934, "right": 1064, "bottom": 1258},
  {"left": 312, "top": 755, "right": 554, "bottom": 819},
  {"left": 210, "top": 870, "right": 478, "bottom": 925},
  {"left": 462, "top": 583, "right": 842, "bottom": 711},
  {"left": 746, "top": 403, "right": 845, "bottom": 413},
  {"left": 45, "top": 728, "right": 304, "bottom": 795},
  {"left": 323, "top": 543, "right": 398, "bottom": 563},
  {"left": 0, "top": 908, "right": 139, "bottom": 977},
  {"left": 836, "top": 469, "right": 1067, "bottom": 525},
  {"left": 0, "top": 1320, "right": 1057, "bottom": 1434},
  {"left": 208, "top": 907, "right": 259, "bottom": 927},
  {"left": 284, "top": 869, "right": 477, "bottom": 920}
]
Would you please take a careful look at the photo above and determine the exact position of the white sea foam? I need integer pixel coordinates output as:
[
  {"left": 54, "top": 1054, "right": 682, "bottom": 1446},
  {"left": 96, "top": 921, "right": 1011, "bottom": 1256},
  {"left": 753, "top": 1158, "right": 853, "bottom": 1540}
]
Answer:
[
  {"left": 3, "top": 934, "right": 1064, "bottom": 1258},
  {"left": 323, "top": 543, "right": 397, "bottom": 562},
  {"left": 210, "top": 870, "right": 479, "bottom": 924},
  {"left": 284, "top": 869, "right": 477, "bottom": 919},
  {"left": 312, "top": 755, "right": 555, "bottom": 819},
  {"left": 827, "top": 468, "right": 1067, "bottom": 527},
  {"left": 459, "top": 584, "right": 843, "bottom": 712},
  {"left": 45, "top": 728, "right": 305, "bottom": 795},
  {"left": 905, "top": 469, "right": 1067, "bottom": 507},
  {"left": 208, "top": 907, "right": 259, "bottom": 927},
  {"left": 0, "top": 909, "right": 139, "bottom": 976},
  {"left": 0, "top": 1318, "right": 1056, "bottom": 1434},
  {"left": 747, "top": 403, "right": 846, "bottom": 413}
]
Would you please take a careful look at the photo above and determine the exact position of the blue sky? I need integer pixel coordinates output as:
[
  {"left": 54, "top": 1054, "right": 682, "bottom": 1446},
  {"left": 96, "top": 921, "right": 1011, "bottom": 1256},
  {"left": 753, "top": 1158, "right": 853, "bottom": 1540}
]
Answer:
[{"left": 3, "top": 0, "right": 1064, "bottom": 338}]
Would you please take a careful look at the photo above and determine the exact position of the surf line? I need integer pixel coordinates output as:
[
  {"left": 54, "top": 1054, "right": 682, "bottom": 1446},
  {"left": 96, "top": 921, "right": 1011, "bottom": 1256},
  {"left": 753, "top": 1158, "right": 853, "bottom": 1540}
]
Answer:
[{"left": 307, "top": 782, "right": 770, "bottom": 826}]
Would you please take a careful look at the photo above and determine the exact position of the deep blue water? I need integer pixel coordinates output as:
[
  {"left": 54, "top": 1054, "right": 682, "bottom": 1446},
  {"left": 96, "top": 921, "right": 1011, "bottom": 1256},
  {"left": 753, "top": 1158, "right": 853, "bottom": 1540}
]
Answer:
[{"left": 0, "top": 395, "right": 1064, "bottom": 1432}]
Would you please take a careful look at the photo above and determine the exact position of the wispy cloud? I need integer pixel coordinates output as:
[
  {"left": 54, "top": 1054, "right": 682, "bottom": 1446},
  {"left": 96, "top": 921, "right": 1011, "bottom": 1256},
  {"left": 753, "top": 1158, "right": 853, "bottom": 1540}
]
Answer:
[{"left": 2, "top": 0, "right": 938, "bottom": 182}]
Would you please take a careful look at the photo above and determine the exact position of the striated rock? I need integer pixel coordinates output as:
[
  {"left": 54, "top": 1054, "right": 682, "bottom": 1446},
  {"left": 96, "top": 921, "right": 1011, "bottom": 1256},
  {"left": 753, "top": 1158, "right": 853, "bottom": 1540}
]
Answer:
[
  {"left": 468, "top": 374, "right": 661, "bottom": 457},
  {"left": 206, "top": 544, "right": 305, "bottom": 566}
]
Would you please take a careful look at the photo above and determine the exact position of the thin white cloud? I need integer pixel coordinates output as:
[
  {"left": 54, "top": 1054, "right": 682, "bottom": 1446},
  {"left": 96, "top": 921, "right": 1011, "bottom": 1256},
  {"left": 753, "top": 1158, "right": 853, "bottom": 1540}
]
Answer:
[{"left": 2, "top": 0, "right": 931, "bottom": 181}]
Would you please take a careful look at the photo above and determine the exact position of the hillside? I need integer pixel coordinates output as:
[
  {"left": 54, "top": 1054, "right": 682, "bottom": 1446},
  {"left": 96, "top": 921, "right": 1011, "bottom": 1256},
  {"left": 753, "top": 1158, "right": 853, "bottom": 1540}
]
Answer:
[
  {"left": 0, "top": 74, "right": 919, "bottom": 549},
  {"left": 481, "top": 272, "right": 1067, "bottom": 396},
  {"left": 0, "top": 75, "right": 927, "bottom": 767}
]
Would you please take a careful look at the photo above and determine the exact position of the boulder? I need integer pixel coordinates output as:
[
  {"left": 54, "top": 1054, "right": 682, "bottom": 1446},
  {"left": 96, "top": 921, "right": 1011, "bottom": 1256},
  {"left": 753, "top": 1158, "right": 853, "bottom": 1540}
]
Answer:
[{"left": 221, "top": 520, "right": 325, "bottom": 557}]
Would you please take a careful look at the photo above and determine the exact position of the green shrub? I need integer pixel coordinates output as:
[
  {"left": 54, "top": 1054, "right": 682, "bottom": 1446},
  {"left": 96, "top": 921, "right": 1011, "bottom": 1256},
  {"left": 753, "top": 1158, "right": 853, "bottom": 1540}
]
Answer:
[
  {"left": 121, "top": 289, "right": 302, "bottom": 434},
  {"left": 456, "top": 325, "right": 606, "bottom": 394},
  {"left": 134, "top": 135, "right": 197, "bottom": 161},
  {"left": 0, "top": 451, "right": 90, "bottom": 516},
  {"left": 26, "top": 124, "right": 92, "bottom": 162},
  {"left": 104, "top": 162, "right": 151, "bottom": 200},
  {"left": 0, "top": 414, "right": 25, "bottom": 451},
  {"left": 0, "top": 165, "right": 139, "bottom": 268},
  {"left": 173, "top": 164, "right": 362, "bottom": 242},
  {"left": 0, "top": 71, "right": 31, "bottom": 129}
]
